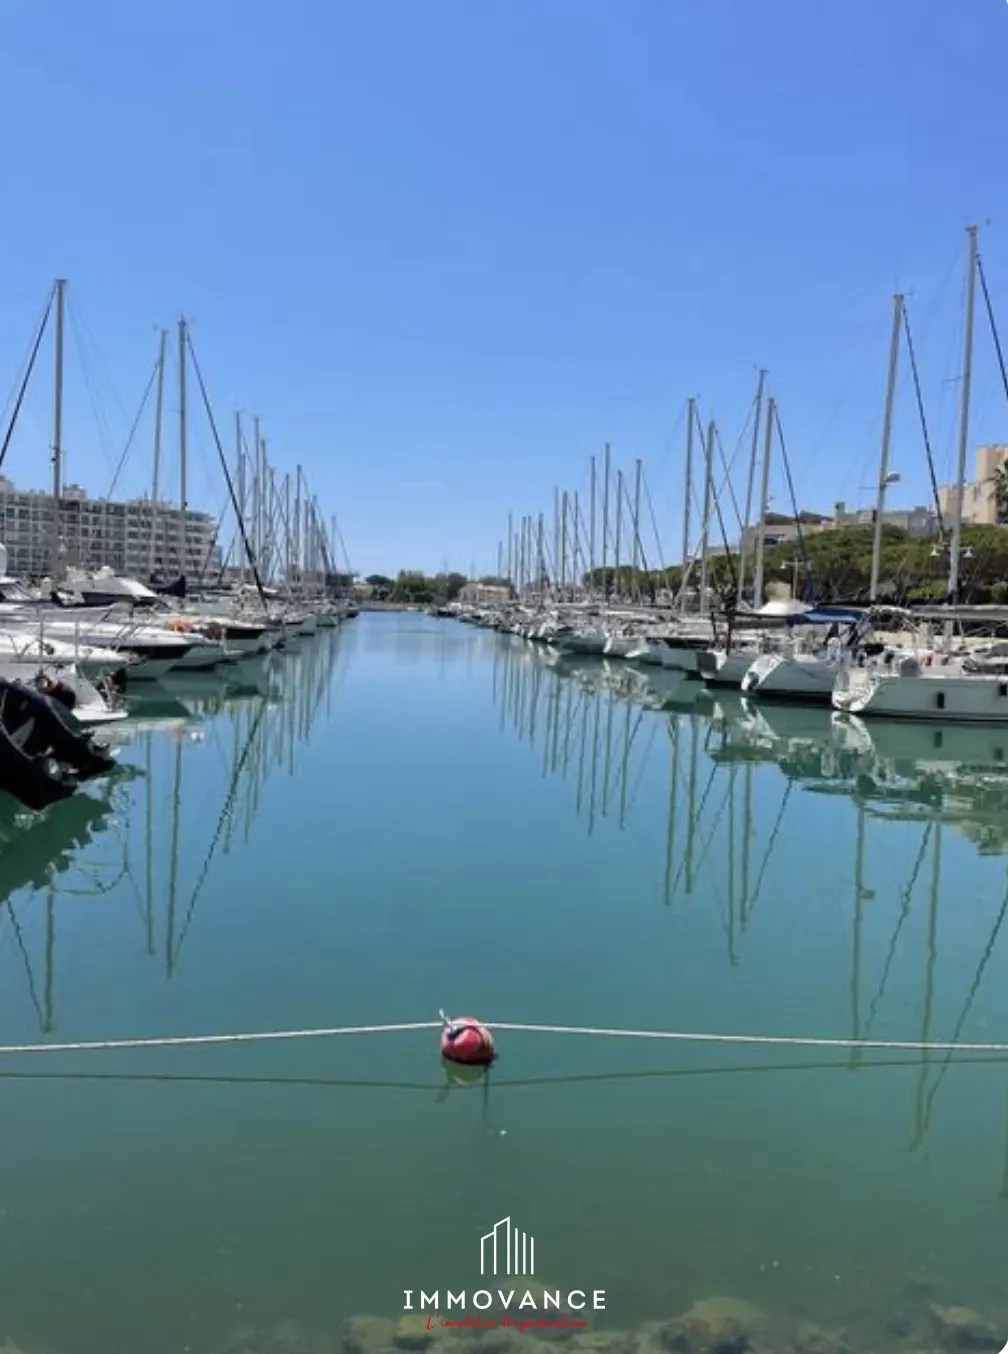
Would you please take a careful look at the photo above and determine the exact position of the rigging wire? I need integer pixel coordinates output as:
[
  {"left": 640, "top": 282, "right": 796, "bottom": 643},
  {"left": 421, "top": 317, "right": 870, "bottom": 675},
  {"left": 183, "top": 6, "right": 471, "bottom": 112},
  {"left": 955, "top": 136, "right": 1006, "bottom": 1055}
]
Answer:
[
  {"left": 185, "top": 329, "right": 269, "bottom": 612},
  {"left": 772, "top": 403, "right": 813, "bottom": 602},
  {"left": 900, "top": 297, "right": 945, "bottom": 539},
  {"left": 0, "top": 288, "right": 54, "bottom": 434},
  {"left": 976, "top": 251, "right": 1008, "bottom": 410},
  {"left": 642, "top": 471, "right": 674, "bottom": 597},
  {"left": 106, "top": 353, "right": 159, "bottom": 500},
  {"left": 695, "top": 405, "right": 737, "bottom": 603},
  {"left": 0, "top": 287, "right": 54, "bottom": 477},
  {"left": 66, "top": 296, "right": 120, "bottom": 478}
]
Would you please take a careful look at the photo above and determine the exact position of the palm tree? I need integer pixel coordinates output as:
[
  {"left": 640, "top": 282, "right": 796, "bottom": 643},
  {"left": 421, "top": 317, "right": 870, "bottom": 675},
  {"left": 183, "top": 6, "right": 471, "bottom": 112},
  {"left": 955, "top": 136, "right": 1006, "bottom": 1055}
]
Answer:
[{"left": 993, "top": 462, "right": 1008, "bottom": 526}]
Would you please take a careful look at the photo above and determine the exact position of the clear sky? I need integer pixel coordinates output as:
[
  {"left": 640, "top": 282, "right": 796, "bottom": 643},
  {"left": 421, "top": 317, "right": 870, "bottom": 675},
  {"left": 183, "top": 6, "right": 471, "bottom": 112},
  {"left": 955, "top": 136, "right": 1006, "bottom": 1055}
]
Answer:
[{"left": 1, "top": 0, "right": 1006, "bottom": 577}]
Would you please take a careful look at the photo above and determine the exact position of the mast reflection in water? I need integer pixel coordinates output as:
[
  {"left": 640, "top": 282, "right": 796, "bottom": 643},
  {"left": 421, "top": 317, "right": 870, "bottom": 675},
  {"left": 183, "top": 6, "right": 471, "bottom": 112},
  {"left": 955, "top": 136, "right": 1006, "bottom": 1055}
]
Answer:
[
  {"left": 0, "top": 631, "right": 344, "bottom": 1037},
  {"left": 492, "top": 635, "right": 1008, "bottom": 1179}
]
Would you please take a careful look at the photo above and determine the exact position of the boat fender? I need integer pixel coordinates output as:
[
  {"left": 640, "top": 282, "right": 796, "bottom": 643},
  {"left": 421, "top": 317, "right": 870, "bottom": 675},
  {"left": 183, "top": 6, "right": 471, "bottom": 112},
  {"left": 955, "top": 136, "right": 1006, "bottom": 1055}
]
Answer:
[
  {"left": 440, "top": 1013, "right": 495, "bottom": 1066},
  {"left": 37, "top": 675, "right": 77, "bottom": 711}
]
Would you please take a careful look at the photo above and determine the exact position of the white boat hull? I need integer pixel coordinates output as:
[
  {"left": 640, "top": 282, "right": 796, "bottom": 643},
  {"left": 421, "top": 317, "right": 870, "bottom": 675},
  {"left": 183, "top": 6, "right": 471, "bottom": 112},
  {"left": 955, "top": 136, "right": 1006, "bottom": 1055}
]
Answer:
[
  {"left": 833, "top": 666, "right": 1008, "bottom": 723},
  {"left": 658, "top": 645, "right": 702, "bottom": 674},
  {"left": 743, "top": 653, "right": 840, "bottom": 703},
  {"left": 624, "top": 642, "right": 664, "bottom": 666},
  {"left": 699, "top": 650, "right": 756, "bottom": 687},
  {"left": 603, "top": 635, "right": 636, "bottom": 658},
  {"left": 115, "top": 657, "right": 177, "bottom": 682},
  {"left": 558, "top": 632, "right": 606, "bottom": 656},
  {"left": 170, "top": 644, "right": 223, "bottom": 670}
]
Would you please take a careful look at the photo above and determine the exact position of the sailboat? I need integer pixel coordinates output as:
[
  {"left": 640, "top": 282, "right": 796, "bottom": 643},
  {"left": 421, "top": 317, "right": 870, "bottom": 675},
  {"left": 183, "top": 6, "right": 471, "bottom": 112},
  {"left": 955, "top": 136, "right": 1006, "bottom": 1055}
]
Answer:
[{"left": 832, "top": 227, "right": 1008, "bottom": 724}]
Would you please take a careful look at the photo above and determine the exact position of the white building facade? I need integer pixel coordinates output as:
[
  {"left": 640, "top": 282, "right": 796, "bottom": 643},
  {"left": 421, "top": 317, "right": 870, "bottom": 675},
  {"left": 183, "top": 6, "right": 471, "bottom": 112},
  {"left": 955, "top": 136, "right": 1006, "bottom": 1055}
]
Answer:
[
  {"left": 938, "top": 444, "right": 1008, "bottom": 526},
  {"left": 0, "top": 476, "right": 220, "bottom": 579}
]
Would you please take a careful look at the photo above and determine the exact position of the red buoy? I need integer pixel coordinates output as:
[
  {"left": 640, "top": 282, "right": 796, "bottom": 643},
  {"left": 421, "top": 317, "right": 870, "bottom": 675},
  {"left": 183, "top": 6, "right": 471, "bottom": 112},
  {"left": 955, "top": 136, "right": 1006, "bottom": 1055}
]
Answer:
[{"left": 440, "top": 1016, "right": 495, "bottom": 1066}]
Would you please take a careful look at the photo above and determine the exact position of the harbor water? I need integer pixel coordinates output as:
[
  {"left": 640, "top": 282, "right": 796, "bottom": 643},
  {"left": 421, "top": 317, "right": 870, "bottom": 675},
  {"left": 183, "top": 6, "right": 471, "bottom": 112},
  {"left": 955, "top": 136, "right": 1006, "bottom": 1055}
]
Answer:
[{"left": 1, "top": 612, "right": 1007, "bottom": 1353}]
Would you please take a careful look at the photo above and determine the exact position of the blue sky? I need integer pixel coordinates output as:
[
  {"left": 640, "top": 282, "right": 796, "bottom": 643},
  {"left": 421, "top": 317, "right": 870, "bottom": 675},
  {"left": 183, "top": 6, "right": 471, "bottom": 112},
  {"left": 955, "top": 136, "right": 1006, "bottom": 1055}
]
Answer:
[{"left": 0, "top": 0, "right": 1006, "bottom": 576}]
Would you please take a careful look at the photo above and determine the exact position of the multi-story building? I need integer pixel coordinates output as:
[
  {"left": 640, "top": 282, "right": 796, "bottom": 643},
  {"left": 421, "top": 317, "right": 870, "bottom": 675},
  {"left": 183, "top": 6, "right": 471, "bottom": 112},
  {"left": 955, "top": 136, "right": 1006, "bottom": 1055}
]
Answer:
[
  {"left": 738, "top": 511, "right": 834, "bottom": 556},
  {"left": 736, "top": 501, "right": 938, "bottom": 559},
  {"left": 0, "top": 476, "right": 221, "bottom": 580},
  {"left": 832, "top": 501, "right": 938, "bottom": 535},
  {"left": 460, "top": 582, "right": 512, "bottom": 605},
  {"left": 937, "top": 444, "right": 1008, "bottom": 526}
]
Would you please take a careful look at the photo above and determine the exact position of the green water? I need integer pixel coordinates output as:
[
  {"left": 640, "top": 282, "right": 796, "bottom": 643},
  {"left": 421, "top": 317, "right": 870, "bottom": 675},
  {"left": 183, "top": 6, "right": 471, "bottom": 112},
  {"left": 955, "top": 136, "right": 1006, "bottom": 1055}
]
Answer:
[{"left": 1, "top": 613, "right": 1008, "bottom": 1353}]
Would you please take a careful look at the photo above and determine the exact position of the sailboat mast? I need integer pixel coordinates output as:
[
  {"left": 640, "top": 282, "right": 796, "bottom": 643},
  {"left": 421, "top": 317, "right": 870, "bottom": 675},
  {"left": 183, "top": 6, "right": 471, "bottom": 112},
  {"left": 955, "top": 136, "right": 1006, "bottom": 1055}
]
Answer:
[
  {"left": 235, "top": 411, "right": 246, "bottom": 584},
  {"left": 870, "top": 293, "right": 904, "bottom": 602},
  {"left": 948, "top": 224, "right": 979, "bottom": 608},
  {"left": 601, "top": 442, "right": 611, "bottom": 598},
  {"left": 589, "top": 454, "right": 597, "bottom": 591},
  {"left": 572, "top": 491, "right": 581, "bottom": 592},
  {"left": 537, "top": 512, "right": 545, "bottom": 601},
  {"left": 251, "top": 416, "right": 261, "bottom": 573},
  {"left": 614, "top": 468, "right": 624, "bottom": 598},
  {"left": 553, "top": 486, "right": 560, "bottom": 598},
  {"left": 294, "top": 465, "right": 303, "bottom": 587},
  {"left": 283, "top": 473, "right": 291, "bottom": 584},
  {"left": 752, "top": 395, "right": 775, "bottom": 608},
  {"left": 304, "top": 494, "right": 312, "bottom": 590},
  {"left": 631, "top": 458, "right": 642, "bottom": 583},
  {"left": 680, "top": 399, "right": 695, "bottom": 616},
  {"left": 149, "top": 328, "right": 167, "bottom": 576},
  {"left": 177, "top": 317, "right": 188, "bottom": 580},
  {"left": 698, "top": 419, "right": 715, "bottom": 619},
  {"left": 50, "top": 278, "right": 67, "bottom": 579},
  {"left": 561, "top": 489, "right": 569, "bottom": 596},
  {"left": 735, "top": 369, "right": 766, "bottom": 610}
]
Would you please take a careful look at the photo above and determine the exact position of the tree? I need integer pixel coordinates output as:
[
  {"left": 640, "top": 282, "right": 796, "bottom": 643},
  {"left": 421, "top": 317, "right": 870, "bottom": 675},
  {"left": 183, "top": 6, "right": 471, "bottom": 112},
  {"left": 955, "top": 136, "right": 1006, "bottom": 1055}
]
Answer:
[
  {"left": 365, "top": 573, "right": 394, "bottom": 598},
  {"left": 391, "top": 570, "right": 434, "bottom": 602},
  {"left": 993, "top": 463, "right": 1008, "bottom": 526},
  {"left": 441, "top": 571, "right": 468, "bottom": 601}
]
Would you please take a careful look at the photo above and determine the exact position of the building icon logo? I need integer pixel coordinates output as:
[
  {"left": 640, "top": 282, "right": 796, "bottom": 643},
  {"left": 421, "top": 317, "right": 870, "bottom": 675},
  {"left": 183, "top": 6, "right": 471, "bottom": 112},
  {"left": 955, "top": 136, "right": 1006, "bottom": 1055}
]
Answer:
[{"left": 480, "top": 1217, "right": 534, "bottom": 1276}]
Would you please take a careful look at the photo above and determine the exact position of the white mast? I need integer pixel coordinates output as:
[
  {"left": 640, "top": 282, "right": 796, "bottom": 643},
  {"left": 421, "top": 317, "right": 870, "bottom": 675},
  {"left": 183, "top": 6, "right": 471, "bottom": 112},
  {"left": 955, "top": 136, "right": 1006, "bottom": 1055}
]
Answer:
[
  {"left": 679, "top": 398, "right": 695, "bottom": 617},
  {"left": 177, "top": 317, "right": 188, "bottom": 580},
  {"left": 698, "top": 419, "right": 715, "bottom": 619},
  {"left": 235, "top": 411, "right": 246, "bottom": 584},
  {"left": 284, "top": 473, "right": 292, "bottom": 584},
  {"left": 631, "top": 457, "right": 642, "bottom": 592},
  {"left": 149, "top": 328, "right": 167, "bottom": 576},
  {"left": 752, "top": 395, "right": 775, "bottom": 609},
  {"left": 294, "top": 464, "right": 303, "bottom": 588},
  {"left": 614, "top": 467, "right": 624, "bottom": 597},
  {"left": 303, "top": 494, "right": 312, "bottom": 589},
  {"left": 50, "top": 278, "right": 67, "bottom": 579},
  {"left": 588, "top": 454, "right": 596, "bottom": 591},
  {"left": 601, "top": 442, "right": 611, "bottom": 598},
  {"left": 870, "top": 293, "right": 904, "bottom": 602},
  {"left": 735, "top": 369, "right": 766, "bottom": 610},
  {"left": 561, "top": 489, "right": 569, "bottom": 596},
  {"left": 947, "top": 224, "right": 979, "bottom": 610},
  {"left": 251, "top": 415, "right": 261, "bottom": 575}
]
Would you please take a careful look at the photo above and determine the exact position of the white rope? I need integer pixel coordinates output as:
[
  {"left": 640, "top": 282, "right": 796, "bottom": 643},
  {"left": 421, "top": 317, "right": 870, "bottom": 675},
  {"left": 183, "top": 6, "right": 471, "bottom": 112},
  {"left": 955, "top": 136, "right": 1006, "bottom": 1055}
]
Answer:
[
  {"left": 0, "top": 1018, "right": 1003, "bottom": 1058},
  {"left": 487, "top": 1022, "right": 1008, "bottom": 1055},
  {"left": 0, "top": 1021, "right": 441, "bottom": 1056}
]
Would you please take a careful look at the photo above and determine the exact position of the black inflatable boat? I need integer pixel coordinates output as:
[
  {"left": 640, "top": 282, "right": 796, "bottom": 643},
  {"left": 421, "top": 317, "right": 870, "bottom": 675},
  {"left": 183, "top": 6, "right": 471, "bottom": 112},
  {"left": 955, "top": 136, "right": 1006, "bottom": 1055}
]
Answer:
[{"left": 0, "top": 679, "right": 117, "bottom": 812}]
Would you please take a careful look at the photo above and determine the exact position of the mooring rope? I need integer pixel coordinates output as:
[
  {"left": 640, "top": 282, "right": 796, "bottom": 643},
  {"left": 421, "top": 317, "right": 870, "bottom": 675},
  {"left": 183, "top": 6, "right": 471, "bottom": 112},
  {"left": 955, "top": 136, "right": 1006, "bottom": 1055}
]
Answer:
[{"left": 0, "top": 1018, "right": 1004, "bottom": 1058}]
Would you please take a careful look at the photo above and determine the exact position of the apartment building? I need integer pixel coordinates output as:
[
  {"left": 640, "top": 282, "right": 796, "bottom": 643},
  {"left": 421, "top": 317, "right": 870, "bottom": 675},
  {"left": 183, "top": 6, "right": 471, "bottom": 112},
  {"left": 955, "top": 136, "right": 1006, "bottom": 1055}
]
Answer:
[
  {"left": 937, "top": 444, "right": 1008, "bottom": 526},
  {"left": 0, "top": 476, "right": 220, "bottom": 579}
]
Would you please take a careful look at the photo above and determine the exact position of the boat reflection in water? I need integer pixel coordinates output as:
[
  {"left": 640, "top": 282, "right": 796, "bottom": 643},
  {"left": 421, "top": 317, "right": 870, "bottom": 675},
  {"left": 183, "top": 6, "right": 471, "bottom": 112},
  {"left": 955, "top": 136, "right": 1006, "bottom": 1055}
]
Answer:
[
  {"left": 491, "top": 639, "right": 1008, "bottom": 1192},
  {"left": 0, "top": 630, "right": 344, "bottom": 1029}
]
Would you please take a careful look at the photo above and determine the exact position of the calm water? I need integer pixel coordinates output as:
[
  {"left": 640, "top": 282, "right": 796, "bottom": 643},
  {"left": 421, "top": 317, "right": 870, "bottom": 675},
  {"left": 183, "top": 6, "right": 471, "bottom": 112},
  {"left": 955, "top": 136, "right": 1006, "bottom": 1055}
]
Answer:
[{"left": 1, "top": 613, "right": 1007, "bottom": 1353}]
